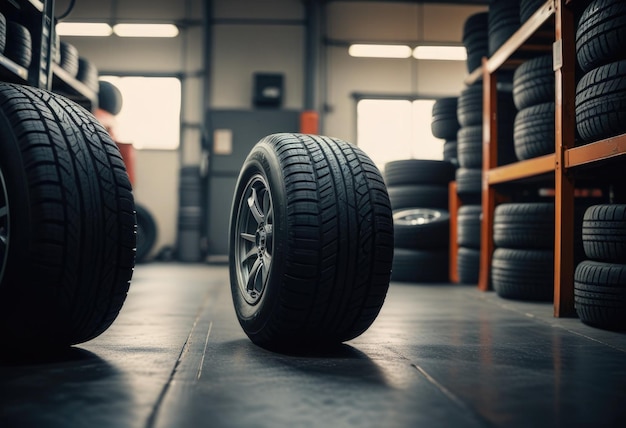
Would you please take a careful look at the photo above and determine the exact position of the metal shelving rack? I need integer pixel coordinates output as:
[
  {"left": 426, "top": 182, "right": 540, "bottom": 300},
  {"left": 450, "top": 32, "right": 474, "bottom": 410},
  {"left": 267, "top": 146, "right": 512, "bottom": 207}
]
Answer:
[
  {"left": 0, "top": 0, "right": 97, "bottom": 110},
  {"left": 452, "top": 0, "right": 626, "bottom": 317}
]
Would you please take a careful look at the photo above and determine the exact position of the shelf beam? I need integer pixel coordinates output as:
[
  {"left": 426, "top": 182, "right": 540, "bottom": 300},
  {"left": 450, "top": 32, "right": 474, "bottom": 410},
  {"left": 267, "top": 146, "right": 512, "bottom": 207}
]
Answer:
[
  {"left": 565, "top": 134, "right": 626, "bottom": 168},
  {"left": 487, "top": 154, "right": 555, "bottom": 184}
]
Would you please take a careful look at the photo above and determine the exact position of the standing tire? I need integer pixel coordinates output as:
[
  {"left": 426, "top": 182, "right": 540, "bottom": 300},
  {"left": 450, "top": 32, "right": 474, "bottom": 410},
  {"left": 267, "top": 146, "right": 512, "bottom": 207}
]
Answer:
[
  {"left": 575, "top": 260, "right": 626, "bottom": 330},
  {"left": 582, "top": 204, "right": 626, "bottom": 262},
  {"left": 229, "top": 133, "right": 394, "bottom": 352},
  {"left": 492, "top": 248, "right": 554, "bottom": 301},
  {"left": 0, "top": 83, "right": 135, "bottom": 349}
]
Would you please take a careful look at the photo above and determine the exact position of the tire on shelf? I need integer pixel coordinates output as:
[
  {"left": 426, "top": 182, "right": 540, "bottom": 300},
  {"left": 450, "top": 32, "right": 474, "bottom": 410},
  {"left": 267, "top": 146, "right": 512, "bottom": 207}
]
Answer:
[
  {"left": 512, "top": 54, "right": 554, "bottom": 110},
  {"left": 391, "top": 248, "right": 449, "bottom": 283},
  {"left": 387, "top": 185, "right": 449, "bottom": 211},
  {"left": 0, "top": 83, "right": 135, "bottom": 350},
  {"left": 491, "top": 248, "right": 554, "bottom": 301},
  {"left": 457, "top": 246, "right": 480, "bottom": 284},
  {"left": 59, "top": 41, "right": 80, "bottom": 77},
  {"left": 582, "top": 204, "right": 626, "bottom": 263},
  {"left": 576, "top": 0, "right": 626, "bottom": 73},
  {"left": 494, "top": 202, "right": 554, "bottom": 249},
  {"left": 383, "top": 159, "right": 455, "bottom": 187},
  {"left": 457, "top": 205, "right": 482, "bottom": 249},
  {"left": 393, "top": 208, "right": 449, "bottom": 250},
  {"left": 463, "top": 11, "right": 489, "bottom": 74},
  {"left": 513, "top": 102, "right": 555, "bottom": 161},
  {"left": 76, "top": 57, "right": 99, "bottom": 93},
  {"left": 455, "top": 167, "right": 482, "bottom": 204},
  {"left": 135, "top": 203, "right": 157, "bottom": 263},
  {"left": 519, "top": 0, "right": 548, "bottom": 23},
  {"left": 4, "top": 21, "right": 31, "bottom": 68},
  {"left": 229, "top": 133, "right": 394, "bottom": 352},
  {"left": 431, "top": 97, "right": 460, "bottom": 140},
  {"left": 488, "top": 0, "right": 520, "bottom": 56},
  {"left": 457, "top": 125, "right": 483, "bottom": 169},
  {"left": 575, "top": 260, "right": 626, "bottom": 330},
  {"left": 576, "top": 59, "right": 626, "bottom": 143},
  {"left": 443, "top": 140, "right": 458, "bottom": 167}
]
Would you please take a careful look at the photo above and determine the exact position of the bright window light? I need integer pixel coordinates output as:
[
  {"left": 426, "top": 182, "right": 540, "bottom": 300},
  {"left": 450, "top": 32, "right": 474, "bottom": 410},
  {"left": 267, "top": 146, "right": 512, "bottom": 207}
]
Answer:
[
  {"left": 357, "top": 99, "right": 443, "bottom": 169},
  {"left": 349, "top": 44, "right": 412, "bottom": 59},
  {"left": 113, "top": 23, "right": 179, "bottom": 38},
  {"left": 100, "top": 76, "right": 181, "bottom": 150},
  {"left": 56, "top": 22, "right": 112, "bottom": 37},
  {"left": 413, "top": 45, "right": 467, "bottom": 61}
]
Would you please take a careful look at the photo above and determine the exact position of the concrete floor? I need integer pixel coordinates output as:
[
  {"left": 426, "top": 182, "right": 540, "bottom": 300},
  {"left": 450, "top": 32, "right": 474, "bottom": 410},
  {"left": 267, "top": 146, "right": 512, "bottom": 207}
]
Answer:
[{"left": 1, "top": 262, "right": 625, "bottom": 428}]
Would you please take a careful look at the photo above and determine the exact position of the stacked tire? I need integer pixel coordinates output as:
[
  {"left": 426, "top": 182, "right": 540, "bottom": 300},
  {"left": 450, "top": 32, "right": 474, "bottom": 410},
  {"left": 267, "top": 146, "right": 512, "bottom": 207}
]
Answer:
[
  {"left": 575, "top": 0, "right": 626, "bottom": 144},
  {"left": 463, "top": 11, "right": 489, "bottom": 74},
  {"left": 491, "top": 203, "right": 555, "bottom": 301},
  {"left": 385, "top": 160, "right": 455, "bottom": 283},
  {"left": 431, "top": 97, "right": 460, "bottom": 167},
  {"left": 488, "top": 0, "right": 520, "bottom": 56},
  {"left": 512, "top": 54, "right": 555, "bottom": 161},
  {"left": 575, "top": 205, "right": 626, "bottom": 330}
]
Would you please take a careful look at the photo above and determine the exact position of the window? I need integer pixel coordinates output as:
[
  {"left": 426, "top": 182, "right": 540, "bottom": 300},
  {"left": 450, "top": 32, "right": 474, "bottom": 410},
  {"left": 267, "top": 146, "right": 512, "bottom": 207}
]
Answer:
[
  {"left": 357, "top": 98, "right": 443, "bottom": 169},
  {"left": 99, "top": 76, "right": 181, "bottom": 150}
]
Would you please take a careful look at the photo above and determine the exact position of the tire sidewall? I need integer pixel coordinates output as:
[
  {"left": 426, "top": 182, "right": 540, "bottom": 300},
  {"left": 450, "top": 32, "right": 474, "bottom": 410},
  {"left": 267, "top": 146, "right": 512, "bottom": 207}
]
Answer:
[{"left": 229, "top": 140, "right": 287, "bottom": 334}]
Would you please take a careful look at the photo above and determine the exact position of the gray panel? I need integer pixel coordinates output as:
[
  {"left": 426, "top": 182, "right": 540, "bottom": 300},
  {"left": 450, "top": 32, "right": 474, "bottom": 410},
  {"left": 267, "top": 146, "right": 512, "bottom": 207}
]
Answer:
[{"left": 206, "top": 109, "right": 299, "bottom": 255}]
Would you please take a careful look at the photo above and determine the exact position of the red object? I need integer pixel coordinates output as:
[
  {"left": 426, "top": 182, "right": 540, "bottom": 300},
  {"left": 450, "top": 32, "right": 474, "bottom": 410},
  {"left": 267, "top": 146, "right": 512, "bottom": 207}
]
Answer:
[{"left": 300, "top": 110, "right": 319, "bottom": 134}]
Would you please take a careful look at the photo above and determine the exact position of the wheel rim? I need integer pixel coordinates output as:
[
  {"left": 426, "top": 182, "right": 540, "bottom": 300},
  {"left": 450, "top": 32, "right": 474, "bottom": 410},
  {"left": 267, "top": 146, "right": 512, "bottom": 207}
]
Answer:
[
  {"left": 393, "top": 208, "right": 442, "bottom": 226},
  {"left": 0, "top": 168, "right": 9, "bottom": 282},
  {"left": 235, "top": 174, "right": 274, "bottom": 305}
]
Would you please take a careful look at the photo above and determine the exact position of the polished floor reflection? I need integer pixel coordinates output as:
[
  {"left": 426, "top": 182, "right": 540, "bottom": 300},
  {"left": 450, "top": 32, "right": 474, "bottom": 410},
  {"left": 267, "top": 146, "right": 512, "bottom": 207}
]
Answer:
[{"left": 1, "top": 263, "right": 625, "bottom": 428}]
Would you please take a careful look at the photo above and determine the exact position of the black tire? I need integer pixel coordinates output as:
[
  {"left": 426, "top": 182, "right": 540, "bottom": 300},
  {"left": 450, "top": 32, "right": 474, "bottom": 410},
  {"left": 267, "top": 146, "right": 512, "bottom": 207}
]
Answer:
[
  {"left": 458, "top": 205, "right": 482, "bottom": 249},
  {"left": 383, "top": 159, "right": 455, "bottom": 187},
  {"left": 391, "top": 248, "right": 448, "bottom": 283},
  {"left": 457, "top": 125, "right": 483, "bottom": 169},
  {"left": 4, "top": 21, "right": 31, "bottom": 68},
  {"left": 514, "top": 102, "right": 555, "bottom": 161},
  {"left": 575, "top": 260, "right": 626, "bottom": 330},
  {"left": 59, "top": 41, "right": 79, "bottom": 77},
  {"left": 455, "top": 167, "right": 482, "bottom": 204},
  {"left": 457, "top": 84, "right": 484, "bottom": 127},
  {"left": 387, "top": 185, "right": 449, "bottom": 211},
  {"left": 98, "top": 80, "right": 124, "bottom": 116},
  {"left": 229, "top": 133, "right": 394, "bottom": 352},
  {"left": 463, "top": 12, "right": 489, "bottom": 73},
  {"left": 393, "top": 208, "right": 449, "bottom": 250},
  {"left": 0, "top": 13, "right": 6, "bottom": 54},
  {"left": 494, "top": 202, "right": 554, "bottom": 249},
  {"left": 136, "top": 203, "right": 157, "bottom": 263},
  {"left": 492, "top": 248, "right": 554, "bottom": 301},
  {"left": 0, "top": 83, "right": 135, "bottom": 349},
  {"left": 582, "top": 204, "right": 626, "bottom": 263},
  {"left": 576, "top": 0, "right": 626, "bottom": 73},
  {"left": 76, "top": 57, "right": 99, "bottom": 93},
  {"left": 457, "top": 246, "right": 480, "bottom": 284},
  {"left": 431, "top": 97, "right": 460, "bottom": 140},
  {"left": 488, "top": 0, "right": 520, "bottom": 56},
  {"left": 443, "top": 140, "right": 458, "bottom": 166},
  {"left": 520, "top": 0, "right": 547, "bottom": 23},
  {"left": 576, "top": 60, "right": 626, "bottom": 143},
  {"left": 513, "top": 55, "right": 554, "bottom": 110}
]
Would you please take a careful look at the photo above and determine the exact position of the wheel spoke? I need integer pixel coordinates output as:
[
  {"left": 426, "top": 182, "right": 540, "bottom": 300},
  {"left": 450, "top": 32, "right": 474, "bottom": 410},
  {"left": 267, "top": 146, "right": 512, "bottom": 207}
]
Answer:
[
  {"left": 240, "top": 232, "right": 255, "bottom": 243},
  {"left": 247, "top": 188, "right": 264, "bottom": 224},
  {"left": 243, "top": 246, "right": 257, "bottom": 262},
  {"left": 246, "top": 257, "right": 263, "bottom": 294}
]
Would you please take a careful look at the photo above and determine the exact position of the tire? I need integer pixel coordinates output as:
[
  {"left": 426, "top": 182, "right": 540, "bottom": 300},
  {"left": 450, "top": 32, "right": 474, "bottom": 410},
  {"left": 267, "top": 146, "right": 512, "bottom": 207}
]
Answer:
[
  {"left": 457, "top": 84, "right": 484, "bottom": 127},
  {"left": 443, "top": 140, "right": 458, "bottom": 166},
  {"left": 463, "top": 12, "right": 489, "bottom": 73},
  {"left": 98, "top": 81, "right": 124, "bottom": 115},
  {"left": 4, "top": 21, "right": 31, "bottom": 68},
  {"left": 582, "top": 204, "right": 626, "bottom": 262},
  {"left": 391, "top": 248, "right": 448, "bottom": 283},
  {"left": 136, "top": 203, "right": 157, "bottom": 263},
  {"left": 488, "top": 0, "right": 520, "bottom": 56},
  {"left": 59, "top": 41, "right": 79, "bottom": 77},
  {"left": 0, "top": 83, "right": 135, "bottom": 349},
  {"left": 387, "top": 185, "right": 449, "bottom": 211},
  {"left": 229, "top": 133, "right": 394, "bottom": 352},
  {"left": 520, "top": 0, "right": 547, "bottom": 23},
  {"left": 393, "top": 208, "right": 449, "bottom": 250},
  {"left": 431, "top": 97, "right": 460, "bottom": 140},
  {"left": 458, "top": 205, "right": 481, "bottom": 249},
  {"left": 575, "top": 260, "right": 626, "bottom": 330},
  {"left": 576, "top": 60, "right": 626, "bottom": 143},
  {"left": 0, "top": 13, "right": 6, "bottom": 54},
  {"left": 513, "top": 55, "right": 554, "bottom": 110},
  {"left": 457, "top": 246, "right": 480, "bottom": 284},
  {"left": 576, "top": 0, "right": 626, "bottom": 73},
  {"left": 383, "top": 159, "right": 455, "bottom": 187},
  {"left": 76, "top": 57, "right": 99, "bottom": 93},
  {"left": 492, "top": 248, "right": 554, "bottom": 301},
  {"left": 494, "top": 202, "right": 554, "bottom": 249},
  {"left": 455, "top": 168, "right": 482, "bottom": 204},
  {"left": 513, "top": 102, "right": 555, "bottom": 161},
  {"left": 457, "top": 125, "right": 483, "bottom": 169}
]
